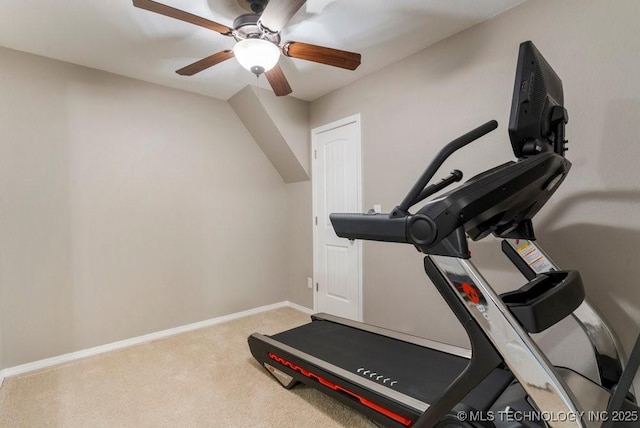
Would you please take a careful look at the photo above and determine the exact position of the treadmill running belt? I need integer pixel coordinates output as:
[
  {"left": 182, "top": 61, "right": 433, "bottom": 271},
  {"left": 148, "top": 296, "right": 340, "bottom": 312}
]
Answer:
[{"left": 272, "top": 320, "right": 512, "bottom": 411}]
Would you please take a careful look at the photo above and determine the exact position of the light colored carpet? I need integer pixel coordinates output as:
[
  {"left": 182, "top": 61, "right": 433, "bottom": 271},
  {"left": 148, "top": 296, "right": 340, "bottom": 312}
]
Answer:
[{"left": 0, "top": 307, "right": 375, "bottom": 427}]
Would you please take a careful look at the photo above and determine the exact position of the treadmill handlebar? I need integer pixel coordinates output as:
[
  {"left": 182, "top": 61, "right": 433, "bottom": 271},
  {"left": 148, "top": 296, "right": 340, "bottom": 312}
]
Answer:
[
  {"left": 413, "top": 169, "right": 463, "bottom": 206},
  {"left": 330, "top": 212, "right": 458, "bottom": 257},
  {"left": 330, "top": 121, "right": 497, "bottom": 253},
  {"left": 330, "top": 213, "right": 409, "bottom": 244},
  {"left": 394, "top": 120, "right": 498, "bottom": 217}
]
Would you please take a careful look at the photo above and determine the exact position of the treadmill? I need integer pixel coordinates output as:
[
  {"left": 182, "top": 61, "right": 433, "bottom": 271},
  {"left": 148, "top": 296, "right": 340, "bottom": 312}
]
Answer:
[{"left": 248, "top": 42, "right": 640, "bottom": 427}]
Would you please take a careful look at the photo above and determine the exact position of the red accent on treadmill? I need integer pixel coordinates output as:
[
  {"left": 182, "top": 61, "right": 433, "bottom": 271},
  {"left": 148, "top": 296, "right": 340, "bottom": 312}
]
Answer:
[
  {"left": 461, "top": 282, "right": 481, "bottom": 304},
  {"left": 268, "top": 352, "right": 413, "bottom": 427}
]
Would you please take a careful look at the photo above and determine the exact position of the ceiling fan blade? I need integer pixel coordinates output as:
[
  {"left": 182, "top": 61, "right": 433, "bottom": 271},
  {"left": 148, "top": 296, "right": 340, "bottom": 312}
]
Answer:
[
  {"left": 283, "top": 41, "right": 361, "bottom": 70},
  {"left": 258, "top": 0, "right": 307, "bottom": 34},
  {"left": 176, "top": 50, "right": 235, "bottom": 76},
  {"left": 132, "top": 0, "right": 233, "bottom": 36},
  {"left": 265, "top": 64, "right": 293, "bottom": 96}
]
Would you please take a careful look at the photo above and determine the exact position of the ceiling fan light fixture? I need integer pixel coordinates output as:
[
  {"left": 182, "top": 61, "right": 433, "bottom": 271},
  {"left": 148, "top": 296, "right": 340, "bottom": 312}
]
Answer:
[{"left": 233, "top": 38, "right": 281, "bottom": 75}]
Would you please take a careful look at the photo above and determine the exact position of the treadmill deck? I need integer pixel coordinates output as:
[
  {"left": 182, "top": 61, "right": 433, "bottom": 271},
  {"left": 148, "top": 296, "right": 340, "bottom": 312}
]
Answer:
[{"left": 271, "top": 318, "right": 513, "bottom": 411}]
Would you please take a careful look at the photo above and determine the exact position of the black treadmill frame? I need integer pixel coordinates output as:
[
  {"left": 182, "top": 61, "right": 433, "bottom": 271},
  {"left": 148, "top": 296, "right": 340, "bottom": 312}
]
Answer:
[{"left": 248, "top": 250, "right": 592, "bottom": 427}]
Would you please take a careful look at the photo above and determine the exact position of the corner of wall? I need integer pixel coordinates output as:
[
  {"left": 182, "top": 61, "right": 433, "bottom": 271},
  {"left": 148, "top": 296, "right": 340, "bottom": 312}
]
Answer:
[
  {"left": 0, "top": 312, "right": 4, "bottom": 380},
  {"left": 228, "top": 85, "right": 311, "bottom": 183},
  {"left": 252, "top": 86, "right": 311, "bottom": 176},
  {"left": 0, "top": 285, "right": 4, "bottom": 375},
  {"left": 228, "top": 85, "right": 314, "bottom": 309},
  {"left": 285, "top": 181, "right": 314, "bottom": 309}
]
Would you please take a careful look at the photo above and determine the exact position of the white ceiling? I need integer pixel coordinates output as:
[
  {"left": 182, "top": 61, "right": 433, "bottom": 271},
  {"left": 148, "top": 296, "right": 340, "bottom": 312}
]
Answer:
[{"left": 0, "top": 0, "right": 525, "bottom": 101}]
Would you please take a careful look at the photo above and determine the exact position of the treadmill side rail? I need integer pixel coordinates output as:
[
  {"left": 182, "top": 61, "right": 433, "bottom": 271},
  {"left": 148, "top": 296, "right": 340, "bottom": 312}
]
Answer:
[
  {"left": 311, "top": 312, "right": 471, "bottom": 359},
  {"left": 430, "top": 255, "right": 593, "bottom": 428}
]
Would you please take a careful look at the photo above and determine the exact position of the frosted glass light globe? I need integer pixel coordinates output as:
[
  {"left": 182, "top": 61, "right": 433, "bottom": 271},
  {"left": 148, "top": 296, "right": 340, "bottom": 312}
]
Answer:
[{"left": 233, "top": 39, "right": 280, "bottom": 75}]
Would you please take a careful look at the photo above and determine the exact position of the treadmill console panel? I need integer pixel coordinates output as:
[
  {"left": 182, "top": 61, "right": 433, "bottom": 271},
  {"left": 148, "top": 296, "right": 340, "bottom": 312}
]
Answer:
[
  {"left": 331, "top": 151, "right": 570, "bottom": 258},
  {"left": 416, "top": 151, "right": 570, "bottom": 249}
]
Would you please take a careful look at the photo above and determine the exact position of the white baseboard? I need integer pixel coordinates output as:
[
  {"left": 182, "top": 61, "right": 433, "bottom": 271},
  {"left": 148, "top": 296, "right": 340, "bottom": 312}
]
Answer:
[
  {"left": 286, "top": 301, "right": 315, "bottom": 315},
  {"left": 0, "top": 300, "right": 313, "bottom": 382}
]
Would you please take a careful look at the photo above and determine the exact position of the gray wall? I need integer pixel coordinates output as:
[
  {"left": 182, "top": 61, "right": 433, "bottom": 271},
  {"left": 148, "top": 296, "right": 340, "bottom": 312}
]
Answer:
[
  {"left": 0, "top": 296, "right": 3, "bottom": 371},
  {"left": 229, "top": 86, "right": 310, "bottom": 183},
  {"left": 286, "top": 181, "right": 313, "bottom": 308},
  {"left": 0, "top": 46, "right": 289, "bottom": 368},
  {"left": 2, "top": 0, "right": 638, "bottom": 374},
  {"left": 228, "top": 86, "right": 313, "bottom": 307},
  {"left": 310, "top": 0, "right": 640, "bottom": 352},
  {"left": 256, "top": 88, "right": 311, "bottom": 177}
]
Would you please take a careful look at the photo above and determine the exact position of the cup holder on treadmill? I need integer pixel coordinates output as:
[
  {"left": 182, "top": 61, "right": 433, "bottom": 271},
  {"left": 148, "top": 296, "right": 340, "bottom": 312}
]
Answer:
[{"left": 500, "top": 270, "right": 584, "bottom": 333}]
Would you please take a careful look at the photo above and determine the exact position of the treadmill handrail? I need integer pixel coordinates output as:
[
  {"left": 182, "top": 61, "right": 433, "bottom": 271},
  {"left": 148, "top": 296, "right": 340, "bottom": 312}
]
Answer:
[{"left": 394, "top": 120, "right": 498, "bottom": 216}]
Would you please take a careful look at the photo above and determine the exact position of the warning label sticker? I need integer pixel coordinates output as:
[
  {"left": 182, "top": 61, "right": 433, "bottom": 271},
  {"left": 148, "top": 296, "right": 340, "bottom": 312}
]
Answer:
[{"left": 515, "top": 241, "right": 553, "bottom": 274}]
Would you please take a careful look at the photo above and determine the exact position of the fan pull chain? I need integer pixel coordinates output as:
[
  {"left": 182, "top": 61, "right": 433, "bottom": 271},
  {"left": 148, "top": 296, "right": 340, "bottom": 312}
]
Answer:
[{"left": 256, "top": 73, "right": 260, "bottom": 100}]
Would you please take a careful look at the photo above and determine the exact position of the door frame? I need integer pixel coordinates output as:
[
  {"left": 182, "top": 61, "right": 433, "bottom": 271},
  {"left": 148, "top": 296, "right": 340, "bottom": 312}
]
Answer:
[{"left": 311, "top": 113, "right": 363, "bottom": 321}]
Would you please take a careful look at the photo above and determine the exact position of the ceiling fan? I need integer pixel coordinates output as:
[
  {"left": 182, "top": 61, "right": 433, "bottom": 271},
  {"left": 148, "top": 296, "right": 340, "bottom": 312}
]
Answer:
[{"left": 132, "top": 0, "right": 362, "bottom": 96}]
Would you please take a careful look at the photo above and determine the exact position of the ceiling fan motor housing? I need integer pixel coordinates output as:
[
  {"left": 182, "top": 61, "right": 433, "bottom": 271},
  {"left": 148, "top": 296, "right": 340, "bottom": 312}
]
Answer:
[
  {"left": 233, "top": 13, "right": 280, "bottom": 44},
  {"left": 248, "top": 0, "right": 269, "bottom": 14},
  {"left": 132, "top": 0, "right": 361, "bottom": 97},
  {"left": 235, "top": 0, "right": 269, "bottom": 13}
]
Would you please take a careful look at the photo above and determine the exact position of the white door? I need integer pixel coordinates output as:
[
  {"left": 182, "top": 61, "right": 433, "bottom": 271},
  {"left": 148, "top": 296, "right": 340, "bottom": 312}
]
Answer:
[{"left": 312, "top": 114, "right": 362, "bottom": 321}]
